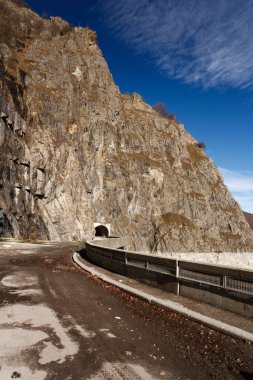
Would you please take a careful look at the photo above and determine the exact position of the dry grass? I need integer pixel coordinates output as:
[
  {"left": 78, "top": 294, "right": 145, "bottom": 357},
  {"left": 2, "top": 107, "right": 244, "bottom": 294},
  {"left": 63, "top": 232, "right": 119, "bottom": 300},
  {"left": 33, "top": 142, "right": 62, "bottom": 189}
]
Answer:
[
  {"left": 162, "top": 212, "right": 194, "bottom": 228},
  {"left": 187, "top": 144, "right": 208, "bottom": 164},
  {"left": 88, "top": 83, "right": 100, "bottom": 101},
  {"left": 181, "top": 161, "right": 192, "bottom": 170},
  {"left": 0, "top": 1, "right": 41, "bottom": 46},
  {"left": 9, "top": 0, "right": 29, "bottom": 8},
  {"left": 212, "top": 204, "right": 237, "bottom": 214},
  {"left": 189, "top": 191, "right": 205, "bottom": 200},
  {"left": 118, "top": 150, "right": 162, "bottom": 168},
  {"left": 0, "top": 0, "right": 72, "bottom": 50},
  {"left": 6, "top": 53, "right": 36, "bottom": 76},
  {"left": 220, "top": 232, "right": 241, "bottom": 240},
  {"left": 29, "top": 84, "right": 65, "bottom": 99}
]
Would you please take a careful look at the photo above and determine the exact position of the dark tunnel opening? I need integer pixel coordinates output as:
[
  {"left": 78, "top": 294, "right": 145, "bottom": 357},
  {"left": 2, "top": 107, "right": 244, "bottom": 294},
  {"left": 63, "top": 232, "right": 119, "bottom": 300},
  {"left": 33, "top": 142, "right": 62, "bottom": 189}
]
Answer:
[{"left": 95, "top": 225, "right": 109, "bottom": 238}]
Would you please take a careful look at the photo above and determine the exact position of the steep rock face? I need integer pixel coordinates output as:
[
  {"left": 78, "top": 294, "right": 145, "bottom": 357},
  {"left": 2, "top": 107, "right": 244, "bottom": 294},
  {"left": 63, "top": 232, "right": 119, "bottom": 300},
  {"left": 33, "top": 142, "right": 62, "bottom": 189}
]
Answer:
[{"left": 1, "top": 0, "right": 253, "bottom": 251}]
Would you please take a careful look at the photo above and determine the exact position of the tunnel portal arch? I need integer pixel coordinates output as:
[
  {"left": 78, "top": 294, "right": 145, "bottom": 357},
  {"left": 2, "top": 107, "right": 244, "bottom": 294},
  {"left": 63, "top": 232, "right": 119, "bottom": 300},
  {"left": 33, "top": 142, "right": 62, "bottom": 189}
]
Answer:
[{"left": 95, "top": 224, "right": 109, "bottom": 238}]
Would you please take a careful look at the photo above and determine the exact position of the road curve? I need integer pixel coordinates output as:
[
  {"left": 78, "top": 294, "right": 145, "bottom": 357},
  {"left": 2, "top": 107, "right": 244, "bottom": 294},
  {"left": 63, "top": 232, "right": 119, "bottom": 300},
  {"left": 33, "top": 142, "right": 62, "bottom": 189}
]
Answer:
[{"left": 0, "top": 241, "right": 253, "bottom": 380}]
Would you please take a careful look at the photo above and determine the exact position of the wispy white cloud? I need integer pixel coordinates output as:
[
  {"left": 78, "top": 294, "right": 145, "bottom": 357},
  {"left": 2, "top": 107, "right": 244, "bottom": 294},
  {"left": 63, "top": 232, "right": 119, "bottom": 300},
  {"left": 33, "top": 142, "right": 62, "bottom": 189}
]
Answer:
[
  {"left": 219, "top": 168, "right": 253, "bottom": 213},
  {"left": 94, "top": 0, "right": 253, "bottom": 88}
]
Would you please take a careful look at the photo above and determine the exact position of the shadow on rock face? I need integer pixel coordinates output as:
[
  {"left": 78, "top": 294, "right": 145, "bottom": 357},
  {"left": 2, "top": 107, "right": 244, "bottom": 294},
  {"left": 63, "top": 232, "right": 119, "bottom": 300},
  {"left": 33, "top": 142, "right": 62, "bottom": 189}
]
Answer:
[{"left": 0, "top": 209, "right": 13, "bottom": 238}]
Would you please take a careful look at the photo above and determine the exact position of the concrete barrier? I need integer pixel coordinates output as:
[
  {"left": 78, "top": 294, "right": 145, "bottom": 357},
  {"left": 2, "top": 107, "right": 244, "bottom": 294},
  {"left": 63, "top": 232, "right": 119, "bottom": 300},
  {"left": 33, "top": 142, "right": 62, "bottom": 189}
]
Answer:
[
  {"left": 85, "top": 239, "right": 178, "bottom": 294},
  {"left": 84, "top": 239, "right": 253, "bottom": 318},
  {"left": 178, "top": 260, "right": 253, "bottom": 318}
]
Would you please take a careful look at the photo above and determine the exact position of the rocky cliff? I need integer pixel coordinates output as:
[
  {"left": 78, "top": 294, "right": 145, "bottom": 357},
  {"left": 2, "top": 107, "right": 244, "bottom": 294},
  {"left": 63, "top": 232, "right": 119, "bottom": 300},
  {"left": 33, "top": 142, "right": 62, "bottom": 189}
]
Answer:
[{"left": 1, "top": 0, "right": 253, "bottom": 252}]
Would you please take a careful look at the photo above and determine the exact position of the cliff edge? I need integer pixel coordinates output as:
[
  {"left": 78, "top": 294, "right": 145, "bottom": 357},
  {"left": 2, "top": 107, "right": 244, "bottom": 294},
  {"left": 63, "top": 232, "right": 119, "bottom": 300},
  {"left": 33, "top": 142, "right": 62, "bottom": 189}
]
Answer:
[{"left": 1, "top": 0, "right": 253, "bottom": 252}]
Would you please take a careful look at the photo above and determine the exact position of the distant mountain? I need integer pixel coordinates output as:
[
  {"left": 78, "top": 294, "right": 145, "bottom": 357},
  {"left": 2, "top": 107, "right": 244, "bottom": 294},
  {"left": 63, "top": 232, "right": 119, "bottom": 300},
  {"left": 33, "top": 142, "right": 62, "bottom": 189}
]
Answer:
[{"left": 244, "top": 212, "right": 253, "bottom": 231}]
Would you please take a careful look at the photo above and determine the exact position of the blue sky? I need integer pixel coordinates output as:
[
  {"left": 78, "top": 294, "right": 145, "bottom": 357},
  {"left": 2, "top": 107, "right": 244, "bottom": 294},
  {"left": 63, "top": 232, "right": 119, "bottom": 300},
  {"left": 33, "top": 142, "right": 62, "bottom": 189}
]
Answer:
[{"left": 26, "top": 0, "right": 253, "bottom": 212}]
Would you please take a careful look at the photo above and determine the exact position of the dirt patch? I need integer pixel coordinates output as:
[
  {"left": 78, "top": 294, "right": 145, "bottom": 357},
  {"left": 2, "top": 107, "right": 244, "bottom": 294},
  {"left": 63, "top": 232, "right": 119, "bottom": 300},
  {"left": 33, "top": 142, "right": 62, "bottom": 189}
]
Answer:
[{"left": 161, "top": 212, "right": 194, "bottom": 229}]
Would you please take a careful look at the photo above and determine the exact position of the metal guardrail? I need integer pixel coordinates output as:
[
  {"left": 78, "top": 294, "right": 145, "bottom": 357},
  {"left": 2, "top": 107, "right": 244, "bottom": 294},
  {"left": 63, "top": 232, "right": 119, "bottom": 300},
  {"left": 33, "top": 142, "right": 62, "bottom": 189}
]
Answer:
[
  {"left": 86, "top": 240, "right": 253, "bottom": 302},
  {"left": 178, "top": 261, "right": 253, "bottom": 298}
]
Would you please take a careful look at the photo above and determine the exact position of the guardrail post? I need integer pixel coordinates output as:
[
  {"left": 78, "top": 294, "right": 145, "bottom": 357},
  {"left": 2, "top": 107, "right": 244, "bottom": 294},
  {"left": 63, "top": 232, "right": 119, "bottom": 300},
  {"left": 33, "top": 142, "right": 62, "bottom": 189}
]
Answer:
[
  {"left": 176, "top": 261, "right": 180, "bottom": 295},
  {"left": 223, "top": 275, "right": 227, "bottom": 289}
]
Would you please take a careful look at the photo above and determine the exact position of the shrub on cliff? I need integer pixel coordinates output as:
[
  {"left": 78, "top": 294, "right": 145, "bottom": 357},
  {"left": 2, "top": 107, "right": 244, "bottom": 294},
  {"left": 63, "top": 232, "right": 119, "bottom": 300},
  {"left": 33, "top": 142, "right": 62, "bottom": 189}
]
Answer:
[
  {"left": 196, "top": 141, "right": 206, "bottom": 150},
  {"left": 10, "top": 0, "right": 29, "bottom": 8},
  {"left": 152, "top": 102, "right": 178, "bottom": 122}
]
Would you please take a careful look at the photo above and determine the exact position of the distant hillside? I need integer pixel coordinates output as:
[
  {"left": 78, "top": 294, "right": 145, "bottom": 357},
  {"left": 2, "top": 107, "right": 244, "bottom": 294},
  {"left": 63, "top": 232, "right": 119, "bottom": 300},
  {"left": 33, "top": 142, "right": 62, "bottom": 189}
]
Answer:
[{"left": 244, "top": 212, "right": 253, "bottom": 230}]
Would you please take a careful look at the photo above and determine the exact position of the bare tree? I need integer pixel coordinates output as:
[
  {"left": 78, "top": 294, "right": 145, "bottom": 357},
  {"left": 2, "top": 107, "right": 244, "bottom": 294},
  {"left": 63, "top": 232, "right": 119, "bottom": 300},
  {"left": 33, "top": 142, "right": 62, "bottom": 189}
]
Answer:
[{"left": 152, "top": 102, "right": 178, "bottom": 122}]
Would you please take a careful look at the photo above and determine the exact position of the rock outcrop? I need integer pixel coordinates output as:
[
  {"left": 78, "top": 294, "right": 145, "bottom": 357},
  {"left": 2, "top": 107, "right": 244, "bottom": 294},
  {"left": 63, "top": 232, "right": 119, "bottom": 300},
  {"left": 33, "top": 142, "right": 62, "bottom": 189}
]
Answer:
[{"left": 1, "top": 0, "right": 253, "bottom": 252}]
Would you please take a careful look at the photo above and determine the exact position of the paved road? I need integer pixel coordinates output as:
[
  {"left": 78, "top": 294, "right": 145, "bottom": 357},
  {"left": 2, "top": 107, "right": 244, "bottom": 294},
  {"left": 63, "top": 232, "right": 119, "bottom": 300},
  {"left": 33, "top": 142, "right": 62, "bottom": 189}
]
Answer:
[{"left": 0, "top": 241, "right": 253, "bottom": 380}]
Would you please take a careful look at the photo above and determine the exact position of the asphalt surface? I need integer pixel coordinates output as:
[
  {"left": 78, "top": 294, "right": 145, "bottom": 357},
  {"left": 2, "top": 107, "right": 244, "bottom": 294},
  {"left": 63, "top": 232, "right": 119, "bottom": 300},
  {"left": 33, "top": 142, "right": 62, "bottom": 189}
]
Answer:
[{"left": 1, "top": 241, "right": 253, "bottom": 380}]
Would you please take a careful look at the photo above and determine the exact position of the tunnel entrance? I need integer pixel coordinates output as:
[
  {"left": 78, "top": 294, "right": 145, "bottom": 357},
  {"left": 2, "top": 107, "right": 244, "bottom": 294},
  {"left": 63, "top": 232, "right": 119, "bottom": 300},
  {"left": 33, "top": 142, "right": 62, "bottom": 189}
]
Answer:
[
  {"left": 95, "top": 225, "right": 109, "bottom": 238},
  {"left": 0, "top": 209, "right": 13, "bottom": 238}
]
